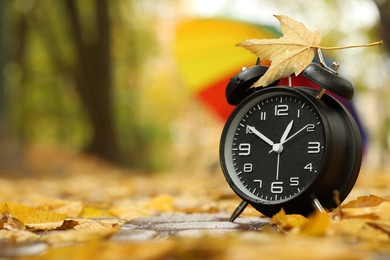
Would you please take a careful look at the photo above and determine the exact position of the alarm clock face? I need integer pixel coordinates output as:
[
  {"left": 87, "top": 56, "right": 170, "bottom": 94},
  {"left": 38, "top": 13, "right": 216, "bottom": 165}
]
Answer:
[{"left": 220, "top": 87, "right": 328, "bottom": 205}]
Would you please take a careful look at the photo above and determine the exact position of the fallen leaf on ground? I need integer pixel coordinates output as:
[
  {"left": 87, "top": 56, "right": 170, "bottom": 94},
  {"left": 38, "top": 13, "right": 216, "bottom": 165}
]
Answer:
[
  {"left": 35, "top": 200, "right": 83, "bottom": 218},
  {"left": 108, "top": 200, "right": 153, "bottom": 220},
  {"left": 40, "top": 219, "right": 120, "bottom": 245},
  {"left": 342, "top": 195, "right": 386, "bottom": 208},
  {"left": 299, "top": 211, "right": 329, "bottom": 236},
  {"left": 2, "top": 202, "right": 68, "bottom": 224},
  {"left": 270, "top": 208, "right": 308, "bottom": 230},
  {"left": 73, "top": 218, "right": 121, "bottom": 232},
  {"left": 337, "top": 196, "right": 390, "bottom": 221},
  {"left": 329, "top": 219, "right": 390, "bottom": 242},
  {"left": 0, "top": 229, "right": 39, "bottom": 242},
  {"left": 81, "top": 206, "right": 109, "bottom": 218},
  {"left": 145, "top": 194, "right": 175, "bottom": 212},
  {"left": 0, "top": 212, "right": 25, "bottom": 230}
]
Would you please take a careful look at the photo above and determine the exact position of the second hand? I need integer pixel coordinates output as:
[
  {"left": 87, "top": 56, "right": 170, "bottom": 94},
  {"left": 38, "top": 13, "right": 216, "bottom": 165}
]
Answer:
[{"left": 276, "top": 153, "right": 280, "bottom": 180}]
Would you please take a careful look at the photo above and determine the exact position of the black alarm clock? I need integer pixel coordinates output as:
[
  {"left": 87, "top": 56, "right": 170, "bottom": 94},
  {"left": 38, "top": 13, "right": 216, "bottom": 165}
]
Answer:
[{"left": 220, "top": 62, "right": 362, "bottom": 221}]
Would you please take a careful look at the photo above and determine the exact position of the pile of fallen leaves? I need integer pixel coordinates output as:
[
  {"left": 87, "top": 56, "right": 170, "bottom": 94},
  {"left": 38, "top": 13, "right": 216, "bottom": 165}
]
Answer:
[{"left": 1, "top": 146, "right": 390, "bottom": 259}]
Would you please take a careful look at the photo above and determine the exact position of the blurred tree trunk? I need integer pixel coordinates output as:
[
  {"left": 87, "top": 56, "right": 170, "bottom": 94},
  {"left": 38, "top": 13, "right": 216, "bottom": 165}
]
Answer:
[
  {"left": 0, "top": 0, "right": 5, "bottom": 136},
  {"left": 0, "top": 0, "right": 24, "bottom": 171},
  {"left": 375, "top": 0, "right": 390, "bottom": 53},
  {"left": 375, "top": 0, "right": 390, "bottom": 166},
  {"left": 63, "top": 0, "right": 123, "bottom": 165}
]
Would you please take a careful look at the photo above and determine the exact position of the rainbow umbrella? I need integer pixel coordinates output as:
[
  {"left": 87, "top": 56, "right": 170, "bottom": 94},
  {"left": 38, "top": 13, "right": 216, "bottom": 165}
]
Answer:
[{"left": 174, "top": 19, "right": 279, "bottom": 120}]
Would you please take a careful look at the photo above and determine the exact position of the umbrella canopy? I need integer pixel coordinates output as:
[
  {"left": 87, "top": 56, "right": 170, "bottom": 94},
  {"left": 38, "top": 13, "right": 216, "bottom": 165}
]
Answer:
[{"left": 174, "top": 19, "right": 279, "bottom": 120}]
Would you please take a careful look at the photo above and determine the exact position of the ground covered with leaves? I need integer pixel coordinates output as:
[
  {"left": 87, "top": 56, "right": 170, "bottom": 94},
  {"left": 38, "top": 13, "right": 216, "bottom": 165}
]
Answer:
[{"left": 1, "top": 147, "right": 390, "bottom": 259}]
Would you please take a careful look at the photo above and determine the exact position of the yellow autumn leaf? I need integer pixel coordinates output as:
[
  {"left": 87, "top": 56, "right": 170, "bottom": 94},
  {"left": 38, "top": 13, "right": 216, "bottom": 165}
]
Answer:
[
  {"left": 2, "top": 202, "right": 68, "bottom": 225},
  {"left": 300, "top": 211, "right": 329, "bottom": 236},
  {"left": 82, "top": 206, "right": 109, "bottom": 218},
  {"left": 109, "top": 200, "right": 153, "bottom": 220},
  {"left": 237, "top": 15, "right": 321, "bottom": 87},
  {"left": 35, "top": 200, "right": 83, "bottom": 218},
  {"left": 145, "top": 194, "right": 175, "bottom": 212},
  {"left": 270, "top": 208, "right": 308, "bottom": 230}
]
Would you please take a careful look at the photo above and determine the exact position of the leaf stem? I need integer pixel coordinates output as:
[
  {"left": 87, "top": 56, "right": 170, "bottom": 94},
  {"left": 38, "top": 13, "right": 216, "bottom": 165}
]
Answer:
[{"left": 313, "top": 41, "right": 383, "bottom": 50}]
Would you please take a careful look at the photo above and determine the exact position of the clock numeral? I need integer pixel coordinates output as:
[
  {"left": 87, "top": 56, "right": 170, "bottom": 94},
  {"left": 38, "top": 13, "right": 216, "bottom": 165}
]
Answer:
[
  {"left": 238, "top": 143, "right": 251, "bottom": 156},
  {"left": 290, "top": 177, "right": 299, "bottom": 186},
  {"left": 271, "top": 181, "right": 283, "bottom": 194},
  {"left": 304, "top": 163, "right": 313, "bottom": 172},
  {"left": 275, "top": 104, "right": 289, "bottom": 116},
  {"left": 308, "top": 142, "right": 321, "bottom": 154},
  {"left": 306, "top": 124, "right": 315, "bottom": 132},
  {"left": 254, "top": 179, "right": 262, "bottom": 188},
  {"left": 243, "top": 163, "right": 253, "bottom": 172},
  {"left": 260, "top": 111, "right": 267, "bottom": 120},
  {"left": 246, "top": 125, "right": 253, "bottom": 134}
]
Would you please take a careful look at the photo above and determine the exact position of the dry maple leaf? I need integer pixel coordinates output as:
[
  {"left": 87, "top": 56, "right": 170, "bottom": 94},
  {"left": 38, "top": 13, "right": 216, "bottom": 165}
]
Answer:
[
  {"left": 237, "top": 15, "right": 321, "bottom": 87},
  {"left": 237, "top": 15, "right": 383, "bottom": 87}
]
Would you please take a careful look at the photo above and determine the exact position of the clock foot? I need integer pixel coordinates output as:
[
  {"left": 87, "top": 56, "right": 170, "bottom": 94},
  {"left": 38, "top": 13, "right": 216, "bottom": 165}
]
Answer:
[
  {"left": 229, "top": 200, "right": 249, "bottom": 222},
  {"left": 311, "top": 196, "right": 326, "bottom": 213}
]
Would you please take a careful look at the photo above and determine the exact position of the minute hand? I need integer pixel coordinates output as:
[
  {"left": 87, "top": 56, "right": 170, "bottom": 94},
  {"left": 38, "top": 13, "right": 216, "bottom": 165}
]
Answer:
[
  {"left": 281, "top": 124, "right": 310, "bottom": 145},
  {"left": 247, "top": 126, "right": 274, "bottom": 147}
]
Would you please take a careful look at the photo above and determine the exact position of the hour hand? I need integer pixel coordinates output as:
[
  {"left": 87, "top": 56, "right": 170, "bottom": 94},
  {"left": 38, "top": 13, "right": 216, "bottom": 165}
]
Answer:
[
  {"left": 280, "top": 120, "right": 294, "bottom": 143},
  {"left": 247, "top": 126, "right": 274, "bottom": 147}
]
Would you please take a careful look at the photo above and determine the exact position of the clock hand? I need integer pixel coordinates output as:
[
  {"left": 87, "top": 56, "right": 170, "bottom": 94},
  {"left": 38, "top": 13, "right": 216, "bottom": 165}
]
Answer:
[
  {"left": 281, "top": 124, "right": 310, "bottom": 144},
  {"left": 247, "top": 126, "right": 274, "bottom": 147},
  {"left": 268, "top": 120, "right": 293, "bottom": 154},
  {"left": 275, "top": 153, "right": 281, "bottom": 180},
  {"left": 280, "top": 120, "right": 294, "bottom": 143}
]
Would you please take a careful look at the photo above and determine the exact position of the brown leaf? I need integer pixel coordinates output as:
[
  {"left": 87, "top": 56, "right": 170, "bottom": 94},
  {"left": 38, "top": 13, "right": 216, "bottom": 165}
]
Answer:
[
  {"left": 55, "top": 219, "right": 80, "bottom": 230},
  {"left": 237, "top": 15, "right": 321, "bottom": 87},
  {"left": 0, "top": 212, "right": 25, "bottom": 230}
]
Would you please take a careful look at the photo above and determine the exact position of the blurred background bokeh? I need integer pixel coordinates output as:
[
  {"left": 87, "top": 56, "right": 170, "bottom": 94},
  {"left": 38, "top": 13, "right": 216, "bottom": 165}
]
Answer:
[{"left": 1, "top": 0, "right": 389, "bottom": 175}]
